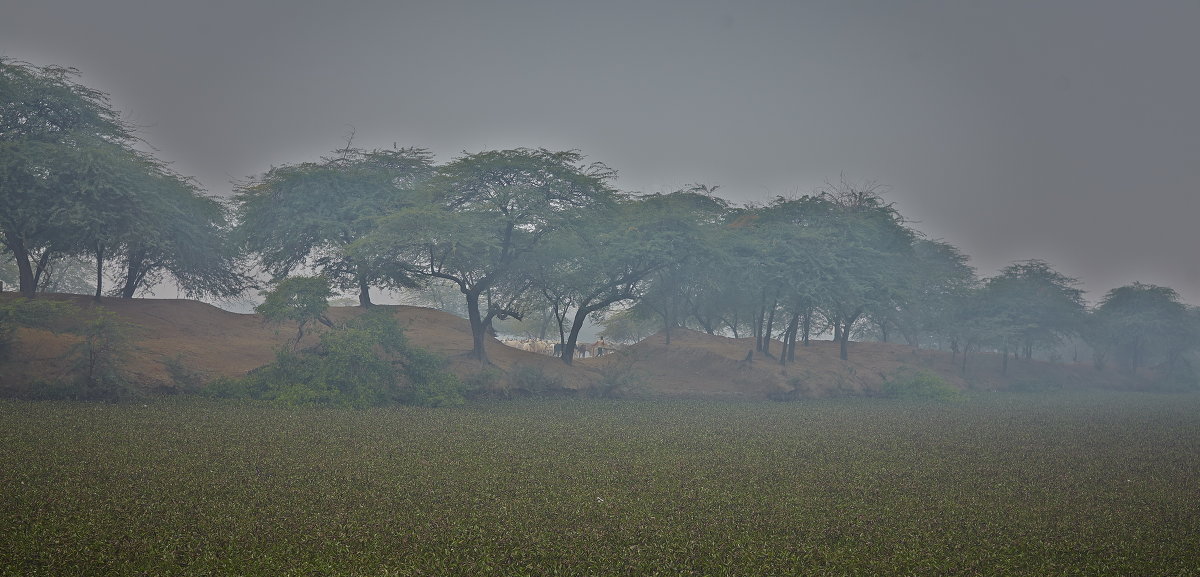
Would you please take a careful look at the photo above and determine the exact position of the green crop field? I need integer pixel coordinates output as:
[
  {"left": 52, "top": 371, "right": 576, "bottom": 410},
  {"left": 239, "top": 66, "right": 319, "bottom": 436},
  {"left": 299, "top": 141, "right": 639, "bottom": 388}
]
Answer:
[{"left": 2, "top": 392, "right": 1198, "bottom": 576}]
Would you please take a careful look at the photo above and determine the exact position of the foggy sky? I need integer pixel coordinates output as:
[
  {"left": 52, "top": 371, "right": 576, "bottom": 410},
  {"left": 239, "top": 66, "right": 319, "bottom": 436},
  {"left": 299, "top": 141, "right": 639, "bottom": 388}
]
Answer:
[{"left": 4, "top": 1, "right": 1198, "bottom": 304}]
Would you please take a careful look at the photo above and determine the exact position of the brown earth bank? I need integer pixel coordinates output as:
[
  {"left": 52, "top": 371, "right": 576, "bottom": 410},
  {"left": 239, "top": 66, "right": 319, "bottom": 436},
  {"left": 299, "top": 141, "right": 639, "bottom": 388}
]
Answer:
[{"left": 0, "top": 293, "right": 1155, "bottom": 399}]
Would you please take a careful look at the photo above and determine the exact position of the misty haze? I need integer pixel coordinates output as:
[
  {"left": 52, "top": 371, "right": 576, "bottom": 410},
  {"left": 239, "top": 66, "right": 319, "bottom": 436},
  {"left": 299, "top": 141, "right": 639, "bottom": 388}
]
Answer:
[{"left": 2, "top": 2, "right": 1198, "bottom": 574}]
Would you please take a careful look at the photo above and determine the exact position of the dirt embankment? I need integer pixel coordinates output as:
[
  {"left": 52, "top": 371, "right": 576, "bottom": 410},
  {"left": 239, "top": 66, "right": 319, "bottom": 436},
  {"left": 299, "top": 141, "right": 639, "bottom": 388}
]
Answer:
[{"left": 1, "top": 293, "right": 1147, "bottom": 398}]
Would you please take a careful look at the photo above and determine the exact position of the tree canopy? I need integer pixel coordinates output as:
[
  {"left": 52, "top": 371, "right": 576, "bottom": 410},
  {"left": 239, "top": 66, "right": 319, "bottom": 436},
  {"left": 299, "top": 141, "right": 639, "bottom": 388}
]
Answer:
[
  {"left": 1, "top": 58, "right": 138, "bottom": 296},
  {"left": 980, "top": 260, "right": 1086, "bottom": 371},
  {"left": 112, "top": 168, "right": 250, "bottom": 299},
  {"left": 1090, "top": 283, "right": 1195, "bottom": 375},
  {"left": 5, "top": 57, "right": 1198, "bottom": 383},
  {"left": 1, "top": 58, "right": 248, "bottom": 301},
  {"left": 233, "top": 146, "right": 435, "bottom": 306},
  {"left": 356, "top": 148, "right": 619, "bottom": 364},
  {"left": 255, "top": 276, "right": 337, "bottom": 346}
]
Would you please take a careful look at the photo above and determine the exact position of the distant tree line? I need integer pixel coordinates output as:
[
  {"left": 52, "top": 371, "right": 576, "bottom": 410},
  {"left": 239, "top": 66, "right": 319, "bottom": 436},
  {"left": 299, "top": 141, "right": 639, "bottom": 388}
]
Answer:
[{"left": 2, "top": 58, "right": 1197, "bottom": 383}]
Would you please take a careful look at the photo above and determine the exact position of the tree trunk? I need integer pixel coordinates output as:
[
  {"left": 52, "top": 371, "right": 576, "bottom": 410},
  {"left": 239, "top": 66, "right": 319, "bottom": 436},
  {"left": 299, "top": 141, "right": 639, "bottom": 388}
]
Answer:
[
  {"left": 778, "top": 324, "right": 791, "bottom": 366},
  {"left": 120, "top": 258, "right": 140, "bottom": 299},
  {"left": 357, "top": 272, "right": 372, "bottom": 307},
  {"left": 93, "top": 242, "right": 105, "bottom": 302},
  {"left": 33, "top": 250, "right": 53, "bottom": 291},
  {"left": 9, "top": 237, "right": 36, "bottom": 297},
  {"left": 119, "top": 248, "right": 148, "bottom": 299},
  {"left": 561, "top": 311, "right": 594, "bottom": 366},
  {"left": 465, "top": 289, "right": 489, "bottom": 364},
  {"left": 762, "top": 297, "right": 777, "bottom": 358},
  {"left": 754, "top": 287, "right": 767, "bottom": 352},
  {"left": 780, "top": 312, "right": 799, "bottom": 365},
  {"left": 838, "top": 310, "right": 862, "bottom": 361},
  {"left": 787, "top": 312, "right": 800, "bottom": 361},
  {"left": 561, "top": 296, "right": 624, "bottom": 365},
  {"left": 753, "top": 305, "right": 764, "bottom": 352}
]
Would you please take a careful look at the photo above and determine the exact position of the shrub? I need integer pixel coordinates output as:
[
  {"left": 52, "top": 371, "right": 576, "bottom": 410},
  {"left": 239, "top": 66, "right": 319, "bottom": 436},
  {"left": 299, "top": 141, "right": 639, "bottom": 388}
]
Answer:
[
  {"left": 203, "top": 310, "right": 462, "bottom": 408},
  {"left": 255, "top": 276, "right": 336, "bottom": 346},
  {"left": 463, "top": 368, "right": 507, "bottom": 398},
  {"left": 305, "top": 320, "right": 401, "bottom": 407},
  {"left": 402, "top": 372, "right": 464, "bottom": 407},
  {"left": 768, "top": 374, "right": 813, "bottom": 402},
  {"left": 398, "top": 347, "right": 465, "bottom": 407},
  {"left": 162, "top": 354, "right": 207, "bottom": 389},
  {"left": 1, "top": 299, "right": 134, "bottom": 401},
  {"left": 593, "top": 362, "right": 648, "bottom": 399},
  {"left": 201, "top": 376, "right": 257, "bottom": 399},
  {"left": 881, "top": 368, "right": 962, "bottom": 401},
  {"left": 66, "top": 308, "right": 133, "bottom": 401},
  {"left": 507, "top": 364, "right": 564, "bottom": 396},
  {"left": 233, "top": 326, "right": 398, "bottom": 408},
  {"left": 774, "top": 369, "right": 821, "bottom": 400},
  {"left": 269, "top": 380, "right": 339, "bottom": 406}
]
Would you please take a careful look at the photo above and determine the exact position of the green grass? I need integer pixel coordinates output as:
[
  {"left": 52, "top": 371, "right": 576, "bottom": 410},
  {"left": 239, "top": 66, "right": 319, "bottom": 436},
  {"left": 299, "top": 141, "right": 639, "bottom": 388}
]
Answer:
[{"left": 2, "top": 392, "right": 1199, "bottom": 576}]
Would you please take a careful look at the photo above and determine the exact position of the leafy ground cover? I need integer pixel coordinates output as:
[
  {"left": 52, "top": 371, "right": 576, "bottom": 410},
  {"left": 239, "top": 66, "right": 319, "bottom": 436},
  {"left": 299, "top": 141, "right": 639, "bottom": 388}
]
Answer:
[{"left": 1, "top": 391, "right": 1198, "bottom": 576}]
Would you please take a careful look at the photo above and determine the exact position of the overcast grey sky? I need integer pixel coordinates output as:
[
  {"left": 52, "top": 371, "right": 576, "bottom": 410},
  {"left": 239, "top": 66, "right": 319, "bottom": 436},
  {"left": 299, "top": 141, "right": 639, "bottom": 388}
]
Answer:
[{"left": 4, "top": 0, "right": 1198, "bottom": 304}]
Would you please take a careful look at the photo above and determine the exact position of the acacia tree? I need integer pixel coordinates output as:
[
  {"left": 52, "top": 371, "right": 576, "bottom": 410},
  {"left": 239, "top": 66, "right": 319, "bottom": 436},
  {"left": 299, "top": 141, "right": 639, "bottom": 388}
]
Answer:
[
  {"left": 0, "top": 59, "right": 138, "bottom": 296},
  {"left": 945, "top": 285, "right": 1009, "bottom": 375},
  {"left": 895, "top": 238, "right": 978, "bottom": 349},
  {"left": 741, "top": 196, "right": 845, "bottom": 363},
  {"left": 255, "top": 276, "right": 336, "bottom": 347},
  {"left": 358, "top": 148, "right": 618, "bottom": 364},
  {"left": 1089, "top": 283, "right": 1194, "bottom": 374},
  {"left": 979, "top": 260, "right": 1086, "bottom": 373},
  {"left": 535, "top": 190, "right": 719, "bottom": 364},
  {"left": 623, "top": 188, "right": 731, "bottom": 346},
  {"left": 234, "top": 146, "right": 434, "bottom": 306},
  {"left": 659, "top": 187, "right": 736, "bottom": 338},
  {"left": 0, "top": 58, "right": 238, "bottom": 302},
  {"left": 814, "top": 181, "right": 917, "bottom": 361},
  {"left": 5, "top": 127, "right": 187, "bottom": 302},
  {"left": 717, "top": 203, "right": 782, "bottom": 355},
  {"left": 53, "top": 140, "right": 161, "bottom": 301},
  {"left": 18, "top": 136, "right": 245, "bottom": 303},
  {"left": 111, "top": 169, "right": 251, "bottom": 299}
]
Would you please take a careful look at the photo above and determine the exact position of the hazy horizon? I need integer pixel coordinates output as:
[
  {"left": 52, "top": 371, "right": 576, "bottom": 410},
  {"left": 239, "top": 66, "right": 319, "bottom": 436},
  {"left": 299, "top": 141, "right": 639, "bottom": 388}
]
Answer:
[{"left": 4, "top": 1, "right": 1198, "bottom": 304}]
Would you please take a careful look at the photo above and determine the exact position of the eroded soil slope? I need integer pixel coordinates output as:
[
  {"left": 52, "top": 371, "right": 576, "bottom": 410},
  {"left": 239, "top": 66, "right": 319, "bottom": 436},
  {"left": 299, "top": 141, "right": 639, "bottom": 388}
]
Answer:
[{"left": 1, "top": 293, "right": 1145, "bottom": 398}]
